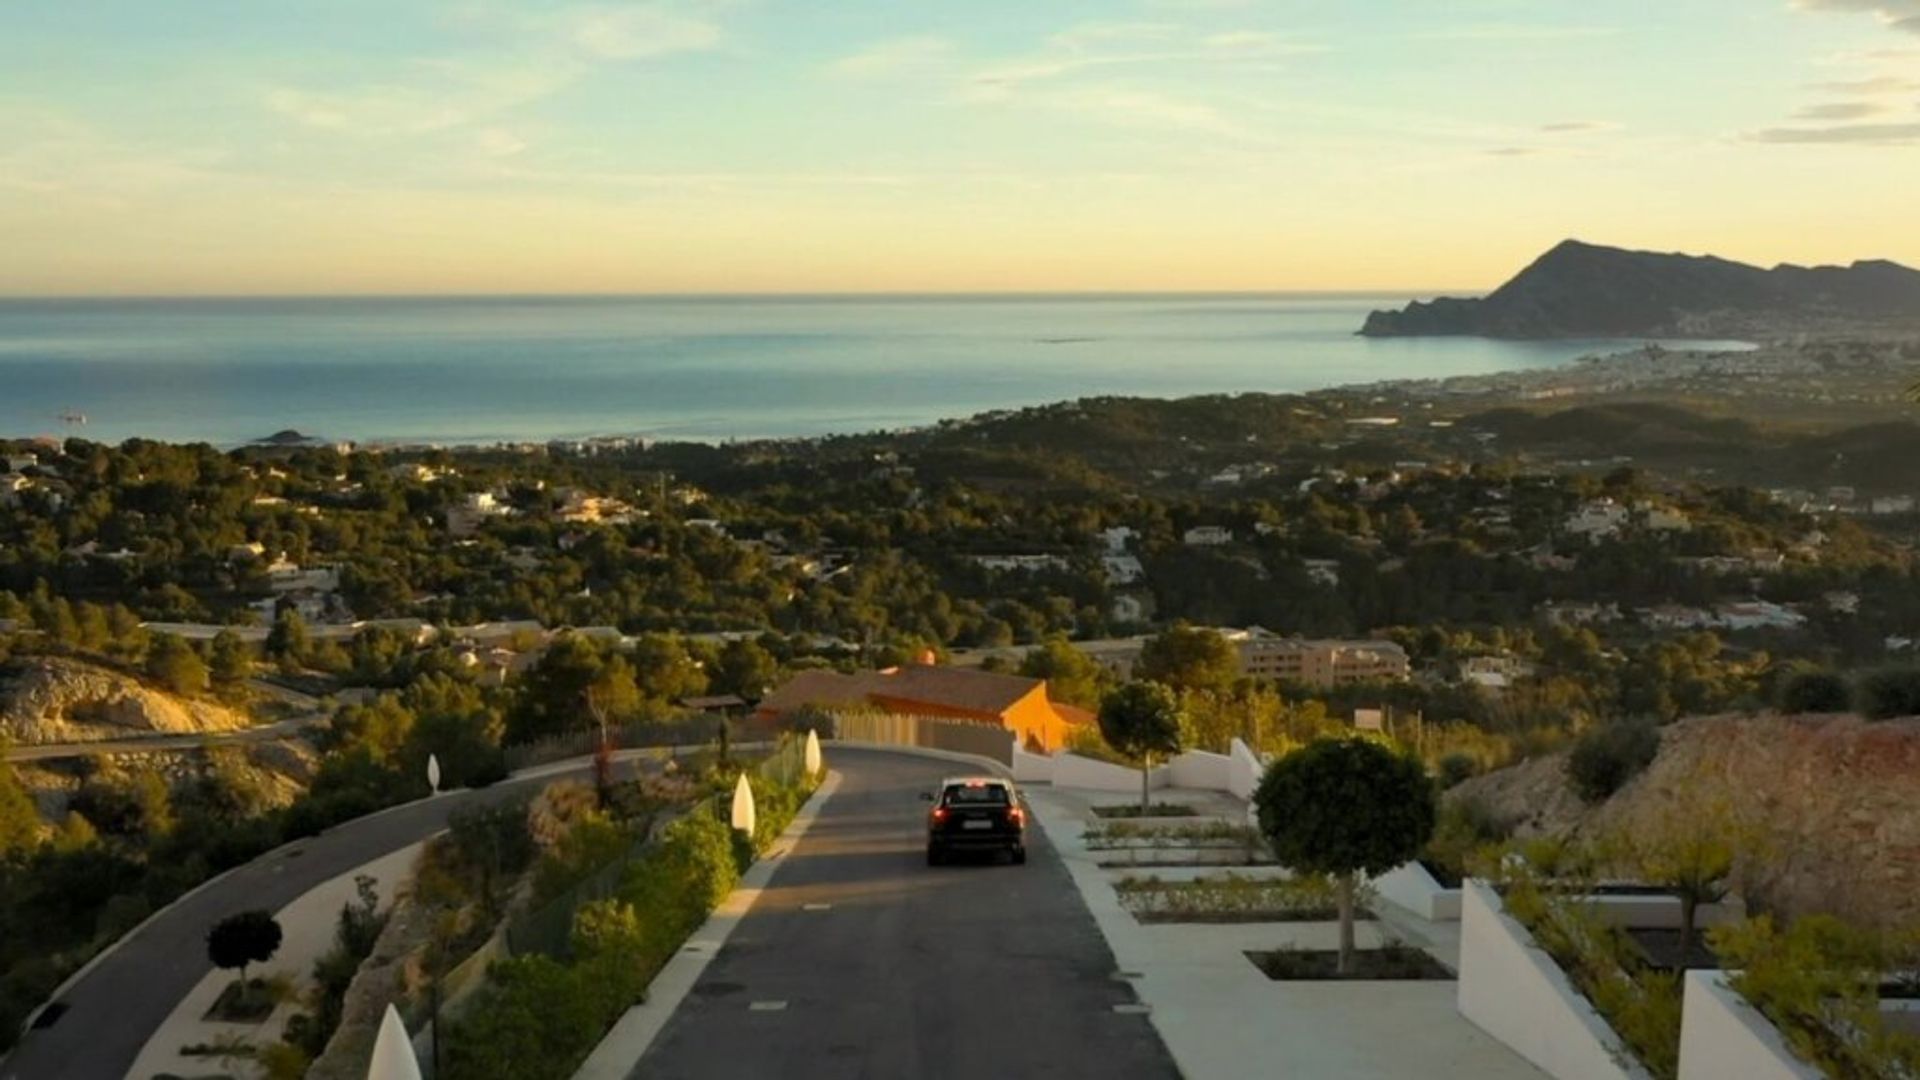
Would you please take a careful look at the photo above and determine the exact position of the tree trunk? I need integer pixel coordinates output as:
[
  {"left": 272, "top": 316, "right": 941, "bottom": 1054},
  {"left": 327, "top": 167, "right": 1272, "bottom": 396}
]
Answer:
[
  {"left": 1140, "top": 753, "right": 1152, "bottom": 816},
  {"left": 1337, "top": 873, "right": 1356, "bottom": 976}
]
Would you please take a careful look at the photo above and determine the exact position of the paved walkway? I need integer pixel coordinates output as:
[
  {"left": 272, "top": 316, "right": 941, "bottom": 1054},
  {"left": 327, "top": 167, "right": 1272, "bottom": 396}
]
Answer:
[
  {"left": 127, "top": 842, "right": 423, "bottom": 1079},
  {"left": 606, "top": 747, "right": 1178, "bottom": 1079},
  {"left": 1028, "top": 784, "right": 1546, "bottom": 1080}
]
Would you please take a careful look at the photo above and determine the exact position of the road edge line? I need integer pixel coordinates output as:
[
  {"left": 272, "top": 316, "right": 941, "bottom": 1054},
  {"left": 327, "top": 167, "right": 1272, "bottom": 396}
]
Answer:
[{"left": 572, "top": 767, "right": 844, "bottom": 1080}]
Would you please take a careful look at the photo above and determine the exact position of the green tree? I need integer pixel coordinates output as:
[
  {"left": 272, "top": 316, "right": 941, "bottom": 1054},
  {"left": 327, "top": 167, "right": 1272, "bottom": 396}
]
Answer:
[
  {"left": 1775, "top": 668, "right": 1849, "bottom": 714},
  {"left": 0, "top": 749, "right": 41, "bottom": 856},
  {"left": 1254, "top": 738, "right": 1437, "bottom": 974},
  {"left": 1135, "top": 623, "right": 1238, "bottom": 694},
  {"left": 1018, "top": 635, "right": 1109, "bottom": 709},
  {"left": 1566, "top": 720, "right": 1661, "bottom": 804},
  {"left": 509, "top": 634, "right": 605, "bottom": 743},
  {"left": 265, "top": 608, "right": 310, "bottom": 671},
  {"left": 206, "top": 910, "right": 284, "bottom": 1003},
  {"left": 1609, "top": 787, "right": 1762, "bottom": 966},
  {"left": 713, "top": 638, "right": 779, "bottom": 701},
  {"left": 629, "top": 634, "right": 707, "bottom": 704},
  {"left": 1097, "top": 681, "right": 1185, "bottom": 815},
  {"left": 146, "top": 634, "right": 208, "bottom": 696},
  {"left": 208, "top": 629, "right": 252, "bottom": 691}
]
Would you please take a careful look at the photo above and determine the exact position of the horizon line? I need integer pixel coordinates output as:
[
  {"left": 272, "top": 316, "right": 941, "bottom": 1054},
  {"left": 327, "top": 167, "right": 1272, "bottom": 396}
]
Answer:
[{"left": 0, "top": 287, "right": 1486, "bottom": 304}]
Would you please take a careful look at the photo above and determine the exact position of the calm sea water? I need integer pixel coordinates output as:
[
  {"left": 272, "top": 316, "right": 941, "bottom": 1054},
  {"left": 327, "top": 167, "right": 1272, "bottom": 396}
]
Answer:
[{"left": 0, "top": 296, "right": 1749, "bottom": 446}]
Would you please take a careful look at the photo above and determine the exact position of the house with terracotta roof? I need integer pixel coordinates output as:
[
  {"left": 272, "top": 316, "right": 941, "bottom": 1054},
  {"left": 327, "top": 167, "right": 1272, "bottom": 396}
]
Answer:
[{"left": 754, "top": 663, "right": 1086, "bottom": 751}]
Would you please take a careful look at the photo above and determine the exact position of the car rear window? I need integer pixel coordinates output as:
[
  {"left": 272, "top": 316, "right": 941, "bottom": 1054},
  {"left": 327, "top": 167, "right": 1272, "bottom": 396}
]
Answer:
[{"left": 943, "top": 783, "right": 1010, "bottom": 805}]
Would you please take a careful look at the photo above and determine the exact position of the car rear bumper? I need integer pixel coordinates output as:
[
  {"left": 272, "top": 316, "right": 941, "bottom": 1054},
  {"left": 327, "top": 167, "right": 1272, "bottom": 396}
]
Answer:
[{"left": 930, "top": 830, "right": 1024, "bottom": 849}]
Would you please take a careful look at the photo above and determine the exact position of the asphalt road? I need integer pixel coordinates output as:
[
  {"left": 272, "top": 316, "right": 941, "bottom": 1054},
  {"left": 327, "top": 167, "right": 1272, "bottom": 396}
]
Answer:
[
  {"left": 630, "top": 747, "right": 1178, "bottom": 1080},
  {"left": 0, "top": 752, "right": 651, "bottom": 1080}
]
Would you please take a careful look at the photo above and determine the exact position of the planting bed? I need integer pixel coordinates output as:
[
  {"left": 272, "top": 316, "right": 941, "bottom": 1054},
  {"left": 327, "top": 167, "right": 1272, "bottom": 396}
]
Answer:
[{"left": 1247, "top": 943, "right": 1453, "bottom": 981}]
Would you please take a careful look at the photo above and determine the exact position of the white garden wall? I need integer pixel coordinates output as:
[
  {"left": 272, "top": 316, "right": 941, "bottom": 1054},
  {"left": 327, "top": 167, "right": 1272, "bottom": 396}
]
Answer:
[
  {"left": 1371, "top": 861, "right": 1463, "bottom": 921},
  {"left": 1457, "top": 880, "right": 1652, "bottom": 1080},
  {"left": 1677, "top": 970, "right": 1819, "bottom": 1080},
  {"left": 1049, "top": 752, "right": 1169, "bottom": 792},
  {"left": 1166, "top": 749, "right": 1231, "bottom": 790},
  {"left": 1226, "top": 738, "right": 1263, "bottom": 800}
]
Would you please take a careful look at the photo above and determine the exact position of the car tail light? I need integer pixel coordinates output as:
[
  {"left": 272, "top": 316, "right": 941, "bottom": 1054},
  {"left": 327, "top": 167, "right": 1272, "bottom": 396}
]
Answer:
[
  {"left": 1007, "top": 806, "right": 1024, "bottom": 826},
  {"left": 931, "top": 807, "right": 949, "bottom": 824}
]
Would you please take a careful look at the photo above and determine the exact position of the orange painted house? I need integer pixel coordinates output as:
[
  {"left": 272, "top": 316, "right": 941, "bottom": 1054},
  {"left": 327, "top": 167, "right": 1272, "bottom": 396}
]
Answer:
[{"left": 755, "top": 663, "right": 1085, "bottom": 751}]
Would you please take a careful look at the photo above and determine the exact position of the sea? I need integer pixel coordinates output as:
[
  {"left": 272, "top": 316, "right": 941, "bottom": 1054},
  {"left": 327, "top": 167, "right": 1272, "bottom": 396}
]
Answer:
[{"left": 0, "top": 295, "right": 1754, "bottom": 447}]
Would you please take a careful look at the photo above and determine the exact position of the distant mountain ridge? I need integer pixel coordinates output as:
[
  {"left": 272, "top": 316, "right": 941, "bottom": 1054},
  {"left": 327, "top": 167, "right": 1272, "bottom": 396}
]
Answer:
[{"left": 1360, "top": 240, "right": 1920, "bottom": 339}]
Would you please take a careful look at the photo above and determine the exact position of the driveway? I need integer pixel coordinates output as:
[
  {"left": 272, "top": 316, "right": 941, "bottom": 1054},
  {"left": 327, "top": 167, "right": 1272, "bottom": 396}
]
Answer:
[{"left": 629, "top": 747, "right": 1177, "bottom": 1079}]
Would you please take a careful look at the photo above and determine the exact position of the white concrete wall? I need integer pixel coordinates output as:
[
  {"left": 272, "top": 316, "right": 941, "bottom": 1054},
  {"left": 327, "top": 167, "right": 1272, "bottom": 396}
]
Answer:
[
  {"left": 1371, "top": 861, "right": 1463, "bottom": 922},
  {"left": 1166, "top": 749, "right": 1231, "bottom": 790},
  {"left": 1226, "top": 738, "right": 1263, "bottom": 800},
  {"left": 1677, "top": 970, "right": 1819, "bottom": 1080},
  {"left": 1050, "top": 752, "right": 1168, "bottom": 792},
  {"left": 1457, "top": 880, "right": 1652, "bottom": 1080},
  {"left": 1011, "top": 745, "right": 1054, "bottom": 783}
]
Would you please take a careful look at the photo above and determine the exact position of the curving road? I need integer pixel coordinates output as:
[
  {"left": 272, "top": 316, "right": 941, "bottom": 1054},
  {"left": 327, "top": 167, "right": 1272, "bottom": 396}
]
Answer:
[
  {"left": 630, "top": 747, "right": 1178, "bottom": 1079},
  {"left": 0, "top": 751, "right": 659, "bottom": 1080},
  {"left": 3, "top": 679, "right": 331, "bottom": 763}
]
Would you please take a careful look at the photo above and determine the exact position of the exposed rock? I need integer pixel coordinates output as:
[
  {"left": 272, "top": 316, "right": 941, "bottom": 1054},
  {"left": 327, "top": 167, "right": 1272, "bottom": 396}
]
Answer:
[
  {"left": 1361, "top": 239, "right": 1920, "bottom": 339},
  {"left": 0, "top": 656, "right": 253, "bottom": 745},
  {"left": 1454, "top": 714, "right": 1920, "bottom": 928}
]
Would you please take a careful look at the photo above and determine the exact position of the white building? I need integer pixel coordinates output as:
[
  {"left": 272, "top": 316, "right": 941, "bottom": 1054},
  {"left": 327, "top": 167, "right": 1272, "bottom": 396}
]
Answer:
[
  {"left": 267, "top": 561, "right": 341, "bottom": 594},
  {"left": 969, "top": 554, "right": 1068, "bottom": 574},
  {"left": 1715, "top": 601, "right": 1807, "bottom": 632},
  {"left": 1099, "top": 526, "right": 1138, "bottom": 554},
  {"left": 1564, "top": 499, "right": 1630, "bottom": 540},
  {"left": 1303, "top": 559, "right": 1341, "bottom": 587},
  {"left": 1183, "top": 525, "right": 1234, "bottom": 547},
  {"left": 447, "top": 491, "right": 510, "bottom": 538},
  {"left": 1102, "top": 554, "right": 1145, "bottom": 585},
  {"left": 1871, "top": 495, "right": 1916, "bottom": 516},
  {"left": 1639, "top": 502, "right": 1693, "bottom": 533}
]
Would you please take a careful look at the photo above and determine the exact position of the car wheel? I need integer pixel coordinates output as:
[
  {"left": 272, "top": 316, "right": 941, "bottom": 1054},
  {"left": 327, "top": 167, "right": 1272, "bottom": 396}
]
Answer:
[
  {"left": 1011, "top": 845, "right": 1027, "bottom": 865},
  {"left": 927, "top": 844, "right": 943, "bottom": 866}
]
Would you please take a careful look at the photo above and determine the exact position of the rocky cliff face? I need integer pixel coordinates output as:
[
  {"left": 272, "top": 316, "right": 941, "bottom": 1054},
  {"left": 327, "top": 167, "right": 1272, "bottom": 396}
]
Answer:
[
  {"left": 1360, "top": 239, "right": 1920, "bottom": 338},
  {"left": 1456, "top": 713, "right": 1920, "bottom": 928},
  {"left": 0, "top": 657, "right": 253, "bottom": 745}
]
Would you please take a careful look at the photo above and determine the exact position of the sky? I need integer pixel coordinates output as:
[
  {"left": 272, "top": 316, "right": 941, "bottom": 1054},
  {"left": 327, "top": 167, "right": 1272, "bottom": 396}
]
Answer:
[{"left": 2, "top": 0, "right": 1918, "bottom": 295}]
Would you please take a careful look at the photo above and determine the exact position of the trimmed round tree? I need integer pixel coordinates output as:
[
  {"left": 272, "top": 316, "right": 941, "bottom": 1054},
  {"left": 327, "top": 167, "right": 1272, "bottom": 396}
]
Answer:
[
  {"left": 207, "top": 909, "right": 284, "bottom": 1003},
  {"left": 1098, "top": 681, "right": 1184, "bottom": 815},
  {"left": 1254, "top": 738, "right": 1437, "bottom": 974}
]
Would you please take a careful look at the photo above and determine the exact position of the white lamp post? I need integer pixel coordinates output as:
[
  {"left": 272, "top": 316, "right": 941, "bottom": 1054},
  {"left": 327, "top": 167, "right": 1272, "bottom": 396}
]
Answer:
[
  {"left": 730, "top": 771, "right": 756, "bottom": 836},
  {"left": 367, "top": 1003, "right": 422, "bottom": 1080},
  {"left": 426, "top": 753, "right": 442, "bottom": 795}
]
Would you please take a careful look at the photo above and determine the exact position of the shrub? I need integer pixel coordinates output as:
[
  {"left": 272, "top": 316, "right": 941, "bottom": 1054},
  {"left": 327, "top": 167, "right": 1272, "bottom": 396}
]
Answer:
[
  {"left": 1854, "top": 666, "right": 1920, "bottom": 720},
  {"left": 206, "top": 910, "right": 283, "bottom": 998},
  {"left": 1565, "top": 720, "right": 1660, "bottom": 804},
  {"left": 1712, "top": 914, "right": 1920, "bottom": 1077},
  {"left": 1097, "top": 681, "right": 1185, "bottom": 815},
  {"left": 1436, "top": 752, "right": 1478, "bottom": 788},
  {"left": 1776, "top": 669, "right": 1850, "bottom": 714}
]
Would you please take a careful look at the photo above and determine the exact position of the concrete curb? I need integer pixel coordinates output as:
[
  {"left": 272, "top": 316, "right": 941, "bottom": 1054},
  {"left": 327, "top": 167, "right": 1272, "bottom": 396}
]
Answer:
[{"left": 572, "top": 767, "right": 844, "bottom": 1080}]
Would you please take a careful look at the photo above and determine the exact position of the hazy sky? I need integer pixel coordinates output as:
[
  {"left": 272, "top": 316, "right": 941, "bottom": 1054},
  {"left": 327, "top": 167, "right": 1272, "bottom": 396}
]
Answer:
[{"left": 3, "top": 0, "right": 1918, "bottom": 295}]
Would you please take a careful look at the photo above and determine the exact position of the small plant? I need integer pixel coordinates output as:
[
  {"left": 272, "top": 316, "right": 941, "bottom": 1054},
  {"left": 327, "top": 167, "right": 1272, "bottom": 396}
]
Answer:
[
  {"left": 1247, "top": 939, "right": 1452, "bottom": 981},
  {"left": 1565, "top": 719, "right": 1660, "bottom": 803},
  {"left": 1422, "top": 796, "right": 1510, "bottom": 888},
  {"left": 1091, "top": 801, "right": 1199, "bottom": 819},
  {"left": 1115, "top": 872, "right": 1371, "bottom": 923}
]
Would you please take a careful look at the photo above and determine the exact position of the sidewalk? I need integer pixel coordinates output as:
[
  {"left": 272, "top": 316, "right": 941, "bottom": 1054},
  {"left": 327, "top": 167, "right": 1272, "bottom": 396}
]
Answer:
[
  {"left": 1027, "top": 784, "right": 1544, "bottom": 1080},
  {"left": 127, "top": 841, "right": 424, "bottom": 1080}
]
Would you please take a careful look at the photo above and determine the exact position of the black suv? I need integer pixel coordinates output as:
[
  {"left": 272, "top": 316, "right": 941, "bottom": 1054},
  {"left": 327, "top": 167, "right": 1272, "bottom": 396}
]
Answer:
[{"left": 925, "top": 776, "right": 1027, "bottom": 865}]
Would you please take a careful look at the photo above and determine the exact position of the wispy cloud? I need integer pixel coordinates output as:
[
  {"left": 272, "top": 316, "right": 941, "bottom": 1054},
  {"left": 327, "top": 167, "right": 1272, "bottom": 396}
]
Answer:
[
  {"left": 829, "top": 36, "right": 953, "bottom": 79},
  {"left": 1792, "top": 0, "right": 1920, "bottom": 34},
  {"left": 1793, "top": 100, "right": 1889, "bottom": 119},
  {"left": 1413, "top": 23, "right": 1621, "bottom": 42},
  {"left": 1806, "top": 74, "right": 1920, "bottom": 93},
  {"left": 1538, "top": 120, "right": 1619, "bottom": 133},
  {"left": 1752, "top": 120, "right": 1920, "bottom": 143},
  {"left": 262, "top": 2, "right": 721, "bottom": 139}
]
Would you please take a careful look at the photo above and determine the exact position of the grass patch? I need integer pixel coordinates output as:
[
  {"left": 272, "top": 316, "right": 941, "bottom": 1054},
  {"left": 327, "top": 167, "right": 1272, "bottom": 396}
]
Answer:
[
  {"left": 1082, "top": 820, "right": 1263, "bottom": 848},
  {"left": 1091, "top": 802, "right": 1200, "bottom": 819},
  {"left": 1246, "top": 942, "right": 1453, "bottom": 981},
  {"left": 1116, "top": 873, "right": 1368, "bottom": 924}
]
